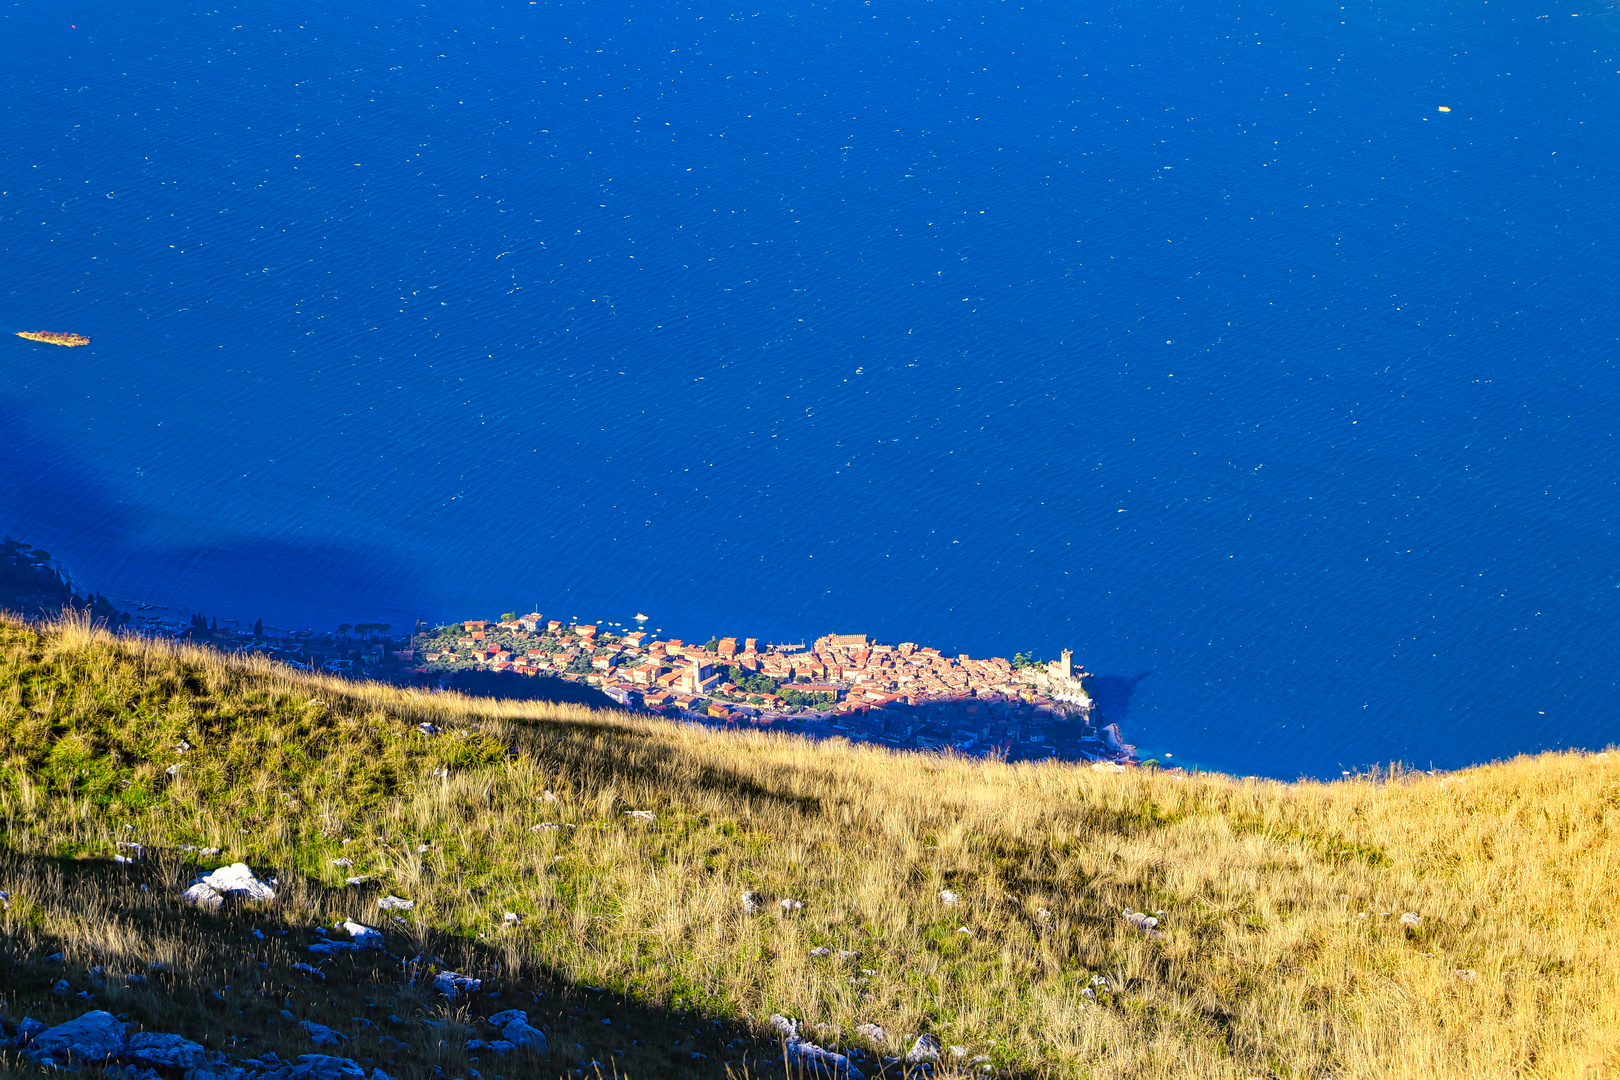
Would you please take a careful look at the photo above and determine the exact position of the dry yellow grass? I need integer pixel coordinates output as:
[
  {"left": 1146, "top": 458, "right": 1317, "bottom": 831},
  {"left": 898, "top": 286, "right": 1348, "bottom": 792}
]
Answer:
[{"left": 2, "top": 616, "right": 1618, "bottom": 1079}]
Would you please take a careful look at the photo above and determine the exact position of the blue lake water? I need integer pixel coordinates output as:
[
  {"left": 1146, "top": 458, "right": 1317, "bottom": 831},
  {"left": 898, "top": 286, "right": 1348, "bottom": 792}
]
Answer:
[{"left": 2, "top": 0, "right": 1616, "bottom": 777}]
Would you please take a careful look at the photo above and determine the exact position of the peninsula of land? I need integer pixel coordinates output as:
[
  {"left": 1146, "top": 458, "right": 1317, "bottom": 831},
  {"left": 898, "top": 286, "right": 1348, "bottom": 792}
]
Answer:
[{"left": 412, "top": 616, "right": 1133, "bottom": 763}]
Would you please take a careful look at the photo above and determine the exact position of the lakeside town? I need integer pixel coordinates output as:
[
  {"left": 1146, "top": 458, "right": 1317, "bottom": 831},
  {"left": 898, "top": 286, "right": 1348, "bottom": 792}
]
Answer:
[{"left": 115, "top": 608, "right": 1136, "bottom": 764}]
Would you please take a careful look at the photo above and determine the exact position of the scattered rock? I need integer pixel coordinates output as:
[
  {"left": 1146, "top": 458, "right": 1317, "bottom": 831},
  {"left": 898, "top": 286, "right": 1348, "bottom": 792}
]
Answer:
[
  {"left": 856, "top": 1023, "right": 887, "bottom": 1043},
  {"left": 125, "top": 1031, "right": 207, "bottom": 1070},
  {"left": 377, "top": 896, "right": 415, "bottom": 911},
  {"left": 838, "top": 950, "right": 860, "bottom": 960},
  {"left": 26, "top": 1010, "right": 126, "bottom": 1064},
  {"left": 741, "top": 891, "right": 762, "bottom": 914},
  {"left": 541, "top": 790, "right": 559, "bottom": 801},
  {"left": 938, "top": 889, "right": 960, "bottom": 906},
  {"left": 292, "top": 962, "right": 326, "bottom": 980},
  {"left": 498, "top": 1016, "right": 546, "bottom": 1051},
  {"left": 309, "top": 941, "right": 356, "bottom": 956},
  {"left": 51, "top": 979, "right": 71, "bottom": 995},
  {"left": 906, "top": 1034, "right": 942, "bottom": 1064},
  {"left": 1399, "top": 912, "right": 1423, "bottom": 926},
  {"left": 809, "top": 946, "right": 831, "bottom": 957},
  {"left": 503, "top": 911, "right": 522, "bottom": 925},
  {"left": 300, "top": 1021, "right": 350, "bottom": 1047},
  {"left": 340, "top": 919, "right": 384, "bottom": 949},
  {"left": 1123, "top": 909, "right": 1167, "bottom": 939},
  {"left": 418, "top": 723, "right": 440, "bottom": 735},
  {"left": 780, "top": 898, "right": 804, "bottom": 913},
  {"left": 623, "top": 810, "right": 657, "bottom": 822},
  {"left": 433, "top": 971, "right": 482, "bottom": 1000},
  {"left": 1453, "top": 968, "right": 1478, "bottom": 982},
  {"left": 769, "top": 1016, "right": 864, "bottom": 1079},
  {"left": 286, "top": 1054, "right": 368, "bottom": 1079},
  {"left": 166, "top": 763, "right": 184, "bottom": 777},
  {"left": 331, "top": 858, "right": 354, "bottom": 868},
  {"left": 182, "top": 863, "right": 277, "bottom": 909}
]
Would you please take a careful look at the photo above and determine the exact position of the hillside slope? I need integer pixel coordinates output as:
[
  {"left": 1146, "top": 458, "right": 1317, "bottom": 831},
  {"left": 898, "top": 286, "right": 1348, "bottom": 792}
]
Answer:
[{"left": 0, "top": 618, "right": 1616, "bottom": 1079}]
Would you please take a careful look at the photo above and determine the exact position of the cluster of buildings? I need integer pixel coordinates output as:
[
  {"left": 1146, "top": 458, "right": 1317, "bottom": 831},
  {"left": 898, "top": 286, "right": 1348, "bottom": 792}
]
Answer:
[
  {"left": 416, "top": 617, "right": 1135, "bottom": 764},
  {"left": 108, "top": 609, "right": 1135, "bottom": 764}
]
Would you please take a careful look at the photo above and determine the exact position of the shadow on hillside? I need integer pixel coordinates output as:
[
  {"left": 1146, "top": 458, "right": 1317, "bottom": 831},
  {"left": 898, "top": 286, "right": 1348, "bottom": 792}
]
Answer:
[
  {"left": 0, "top": 851, "right": 992, "bottom": 1080},
  {"left": 486, "top": 702, "right": 1174, "bottom": 844},
  {"left": 445, "top": 668, "right": 618, "bottom": 709}
]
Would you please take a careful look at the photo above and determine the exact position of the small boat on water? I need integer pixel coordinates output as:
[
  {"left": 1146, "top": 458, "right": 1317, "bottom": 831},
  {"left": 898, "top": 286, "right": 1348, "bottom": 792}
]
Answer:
[{"left": 16, "top": 331, "right": 90, "bottom": 346}]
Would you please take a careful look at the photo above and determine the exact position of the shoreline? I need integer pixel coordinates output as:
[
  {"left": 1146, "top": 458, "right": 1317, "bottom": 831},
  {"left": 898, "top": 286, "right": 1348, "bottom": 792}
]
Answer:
[{"left": 412, "top": 617, "right": 1138, "bottom": 766}]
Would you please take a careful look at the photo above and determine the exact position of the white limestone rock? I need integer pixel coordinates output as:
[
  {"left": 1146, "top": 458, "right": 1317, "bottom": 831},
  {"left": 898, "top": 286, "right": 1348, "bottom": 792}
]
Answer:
[
  {"left": 906, "top": 1033, "right": 942, "bottom": 1064},
  {"left": 182, "top": 863, "right": 277, "bottom": 908},
  {"left": 487, "top": 1010, "right": 527, "bottom": 1027},
  {"left": 433, "top": 970, "right": 482, "bottom": 1000},
  {"left": 481, "top": 1010, "right": 546, "bottom": 1049},
  {"left": 340, "top": 919, "right": 384, "bottom": 949},
  {"left": 287, "top": 1054, "right": 367, "bottom": 1079},
  {"left": 300, "top": 1021, "right": 349, "bottom": 1047},
  {"left": 25, "top": 1010, "right": 126, "bottom": 1064},
  {"left": 125, "top": 1031, "right": 208, "bottom": 1070}
]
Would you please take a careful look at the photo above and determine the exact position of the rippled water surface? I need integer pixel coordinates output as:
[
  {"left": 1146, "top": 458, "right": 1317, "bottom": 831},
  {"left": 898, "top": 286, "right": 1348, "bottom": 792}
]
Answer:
[{"left": 2, "top": 0, "right": 1617, "bottom": 776}]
